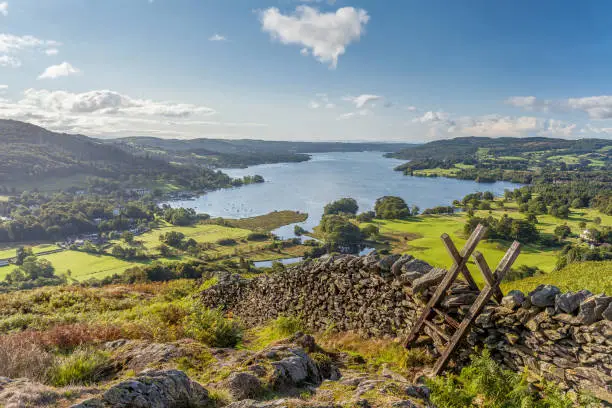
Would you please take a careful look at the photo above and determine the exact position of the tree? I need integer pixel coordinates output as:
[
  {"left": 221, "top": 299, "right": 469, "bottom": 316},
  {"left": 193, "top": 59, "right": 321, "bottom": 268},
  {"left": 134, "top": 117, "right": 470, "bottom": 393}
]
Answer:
[
  {"left": 361, "top": 224, "right": 379, "bottom": 239},
  {"left": 411, "top": 205, "right": 420, "bottom": 216},
  {"left": 356, "top": 211, "right": 375, "bottom": 222},
  {"left": 554, "top": 225, "right": 571, "bottom": 242},
  {"left": 594, "top": 217, "right": 602, "bottom": 225},
  {"left": 483, "top": 191, "right": 494, "bottom": 201},
  {"left": 319, "top": 215, "right": 363, "bottom": 251},
  {"left": 121, "top": 231, "right": 134, "bottom": 244},
  {"left": 18, "top": 255, "right": 55, "bottom": 280},
  {"left": 374, "top": 196, "right": 411, "bottom": 220},
  {"left": 323, "top": 198, "right": 359, "bottom": 216},
  {"left": 159, "top": 231, "right": 186, "bottom": 248}
]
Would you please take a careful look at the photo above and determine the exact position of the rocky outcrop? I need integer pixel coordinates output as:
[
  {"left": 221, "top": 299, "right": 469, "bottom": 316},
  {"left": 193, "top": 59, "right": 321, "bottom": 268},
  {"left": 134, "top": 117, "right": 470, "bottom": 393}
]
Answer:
[
  {"left": 72, "top": 370, "right": 210, "bottom": 408},
  {"left": 201, "top": 254, "right": 612, "bottom": 400}
]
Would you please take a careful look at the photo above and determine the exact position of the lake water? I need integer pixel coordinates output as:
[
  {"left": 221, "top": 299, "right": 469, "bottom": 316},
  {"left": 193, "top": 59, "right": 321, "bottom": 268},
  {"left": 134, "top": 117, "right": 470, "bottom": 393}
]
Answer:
[{"left": 168, "top": 152, "right": 521, "bottom": 239}]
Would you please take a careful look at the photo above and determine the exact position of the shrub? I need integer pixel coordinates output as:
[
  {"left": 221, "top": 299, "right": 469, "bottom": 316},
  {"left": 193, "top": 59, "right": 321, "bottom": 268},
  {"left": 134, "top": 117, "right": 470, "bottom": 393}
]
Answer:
[
  {"left": 427, "top": 350, "right": 595, "bottom": 408},
  {"left": 247, "top": 232, "right": 268, "bottom": 241},
  {"left": 216, "top": 238, "right": 237, "bottom": 246},
  {"left": 0, "top": 333, "right": 54, "bottom": 382},
  {"left": 48, "top": 348, "right": 111, "bottom": 387},
  {"left": 185, "top": 307, "right": 243, "bottom": 347}
]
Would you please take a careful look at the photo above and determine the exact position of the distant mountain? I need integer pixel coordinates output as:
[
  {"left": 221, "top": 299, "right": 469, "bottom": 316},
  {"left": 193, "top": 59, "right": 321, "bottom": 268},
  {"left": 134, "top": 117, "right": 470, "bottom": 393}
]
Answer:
[
  {"left": 0, "top": 120, "right": 191, "bottom": 183},
  {"left": 109, "top": 137, "right": 416, "bottom": 168},
  {"left": 387, "top": 136, "right": 612, "bottom": 161}
]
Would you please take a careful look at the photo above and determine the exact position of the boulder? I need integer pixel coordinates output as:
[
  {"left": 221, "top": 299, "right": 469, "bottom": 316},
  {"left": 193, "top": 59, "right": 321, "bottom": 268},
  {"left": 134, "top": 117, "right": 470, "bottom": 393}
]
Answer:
[
  {"left": 224, "top": 372, "right": 263, "bottom": 400},
  {"left": 555, "top": 290, "right": 591, "bottom": 315},
  {"left": 529, "top": 285, "right": 561, "bottom": 308},
  {"left": 73, "top": 370, "right": 209, "bottom": 408},
  {"left": 412, "top": 268, "right": 446, "bottom": 294},
  {"left": 271, "top": 348, "right": 322, "bottom": 389}
]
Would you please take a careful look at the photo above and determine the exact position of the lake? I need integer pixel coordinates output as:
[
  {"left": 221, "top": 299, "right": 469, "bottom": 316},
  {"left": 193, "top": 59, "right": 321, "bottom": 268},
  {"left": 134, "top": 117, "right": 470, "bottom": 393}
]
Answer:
[{"left": 167, "top": 152, "right": 521, "bottom": 239}]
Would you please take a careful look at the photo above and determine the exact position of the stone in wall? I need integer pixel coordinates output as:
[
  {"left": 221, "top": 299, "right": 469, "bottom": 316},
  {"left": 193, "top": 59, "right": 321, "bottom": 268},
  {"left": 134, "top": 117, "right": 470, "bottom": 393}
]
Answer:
[{"left": 201, "top": 253, "right": 611, "bottom": 401}]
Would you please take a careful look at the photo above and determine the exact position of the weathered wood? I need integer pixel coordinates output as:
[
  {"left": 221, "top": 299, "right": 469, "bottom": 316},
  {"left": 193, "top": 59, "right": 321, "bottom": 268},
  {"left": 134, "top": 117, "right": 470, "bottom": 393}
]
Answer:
[
  {"left": 472, "top": 251, "right": 504, "bottom": 303},
  {"left": 441, "top": 234, "right": 479, "bottom": 291},
  {"left": 432, "top": 307, "right": 461, "bottom": 329},
  {"left": 403, "top": 224, "right": 487, "bottom": 347},
  {"left": 424, "top": 320, "right": 450, "bottom": 342},
  {"left": 430, "top": 241, "right": 521, "bottom": 376}
]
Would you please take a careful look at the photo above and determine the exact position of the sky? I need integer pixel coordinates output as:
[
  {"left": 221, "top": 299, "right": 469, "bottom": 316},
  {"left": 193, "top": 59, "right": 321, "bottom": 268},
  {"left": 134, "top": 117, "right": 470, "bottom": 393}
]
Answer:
[{"left": 1, "top": 0, "right": 612, "bottom": 141}]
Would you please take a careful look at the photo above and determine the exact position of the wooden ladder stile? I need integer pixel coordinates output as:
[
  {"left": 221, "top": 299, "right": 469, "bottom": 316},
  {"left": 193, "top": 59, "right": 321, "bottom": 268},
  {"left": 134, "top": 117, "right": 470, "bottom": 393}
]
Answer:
[{"left": 403, "top": 224, "right": 522, "bottom": 377}]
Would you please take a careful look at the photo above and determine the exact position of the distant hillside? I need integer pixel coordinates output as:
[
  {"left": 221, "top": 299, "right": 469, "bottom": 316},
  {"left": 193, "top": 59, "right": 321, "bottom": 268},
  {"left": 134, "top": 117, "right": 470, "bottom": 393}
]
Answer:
[
  {"left": 387, "top": 136, "right": 611, "bottom": 161},
  {"left": 110, "top": 137, "right": 415, "bottom": 168},
  {"left": 0, "top": 120, "right": 184, "bottom": 183}
]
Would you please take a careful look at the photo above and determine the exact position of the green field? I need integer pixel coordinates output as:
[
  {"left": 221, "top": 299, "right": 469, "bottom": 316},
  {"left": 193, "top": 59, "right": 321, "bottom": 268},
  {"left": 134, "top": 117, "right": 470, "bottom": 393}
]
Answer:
[
  {"left": 0, "top": 250, "right": 144, "bottom": 281},
  {"left": 502, "top": 261, "right": 611, "bottom": 294},
  {"left": 368, "top": 216, "right": 558, "bottom": 286},
  {"left": 363, "top": 203, "right": 609, "bottom": 290},
  {"left": 0, "top": 244, "right": 60, "bottom": 260}
]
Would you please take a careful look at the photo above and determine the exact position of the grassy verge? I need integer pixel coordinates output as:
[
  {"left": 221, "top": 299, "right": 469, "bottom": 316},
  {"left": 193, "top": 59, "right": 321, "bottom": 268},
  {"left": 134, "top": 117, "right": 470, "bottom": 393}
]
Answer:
[{"left": 214, "top": 210, "right": 308, "bottom": 232}]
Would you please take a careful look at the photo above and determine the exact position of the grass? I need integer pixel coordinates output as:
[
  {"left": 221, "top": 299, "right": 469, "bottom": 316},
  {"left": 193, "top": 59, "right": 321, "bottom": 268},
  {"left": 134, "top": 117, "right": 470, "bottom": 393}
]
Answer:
[
  {"left": 0, "top": 251, "right": 144, "bottom": 282},
  {"left": 218, "top": 210, "right": 308, "bottom": 232},
  {"left": 0, "top": 243, "right": 61, "bottom": 260},
  {"left": 504, "top": 261, "right": 612, "bottom": 294},
  {"left": 363, "top": 201, "right": 609, "bottom": 289},
  {"left": 247, "top": 315, "right": 304, "bottom": 350},
  {"left": 48, "top": 348, "right": 111, "bottom": 386}
]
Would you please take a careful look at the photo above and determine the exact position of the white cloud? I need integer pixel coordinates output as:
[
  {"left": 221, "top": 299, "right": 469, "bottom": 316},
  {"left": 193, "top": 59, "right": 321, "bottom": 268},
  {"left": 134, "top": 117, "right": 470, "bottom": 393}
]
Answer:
[
  {"left": 309, "top": 93, "right": 336, "bottom": 109},
  {"left": 412, "top": 111, "right": 452, "bottom": 125},
  {"left": 45, "top": 48, "right": 59, "bottom": 56},
  {"left": 406, "top": 106, "right": 417, "bottom": 112},
  {"left": 507, "top": 94, "right": 612, "bottom": 120},
  {"left": 0, "top": 2, "right": 8, "bottom": 17},
  {"left": 209, "top": 34, "right": 227, "bottom": 42},
  {"left": 344, "top": 94, "right": 381, "bottom": 109},
  {"left": 337, "top": 109, "right": 370, "bottom": 120},
  {"left": 38, "top": 62, "right": 81, "bottom": 79},
  {"left": 19, "top": 89, "right": 216, "bottom": 117},
  {"left": 0, "top": 88, "right": 250, "bottom": 138},
  {"left": 0, "top": 55, "right": 20, "bottom": 67},
  {"left": 0, "top": 33, "right": 61, "bottom": 54},
  {"left": 260, "top": 5, "right": 369, "bottom": 68},
  {"left": 413, "top": 110, "right": 580, "bottom": 138},
  {"left": 0, "top": 84, "right": 7, "bottom": 94}
]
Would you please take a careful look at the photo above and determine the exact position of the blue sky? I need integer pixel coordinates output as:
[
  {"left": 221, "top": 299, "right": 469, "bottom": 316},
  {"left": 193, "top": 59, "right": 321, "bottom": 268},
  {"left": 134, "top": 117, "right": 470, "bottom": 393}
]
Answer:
[{"left": 1, "top": 0, "right": 612, "bottom": 141}]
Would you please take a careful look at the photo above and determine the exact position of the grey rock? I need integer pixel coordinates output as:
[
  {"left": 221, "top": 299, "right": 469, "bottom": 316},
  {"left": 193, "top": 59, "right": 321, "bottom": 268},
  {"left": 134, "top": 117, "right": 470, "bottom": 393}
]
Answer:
[
  {"left": 391, "top": 255, "right": 414, "bottom": 276},
  {"left": 577, "top": 294, "right": 609, "bottom": 324},
  {"left": 530, "top": 285, "right": 561, "bottom": 308},
  {"left": 378, "top": 255, "right": 402, "bottom": 272},
  {"left": 271, "top": 348, "right": 321, "bottom": 389},
  {"left": 442, "top": 293, "right": 478, "bottom": 308},
  {"left": 226, "top": 400, "right": 287, "bottom": 408},
  {"left": 224, "top": 372, "right": 263, "bottom": 400},
  {"left": 604, "top": 302, "right": 612, "bottom": 321},
  {"left": 555, "top": 290, "right": 591, "bottom": 314},
  {"left": 412, "top": 268, "right": 446, "bottom": 294},
  {"left": 402, "top": 259, "right": 434, "bottom": 275},
  {"left": 404, "top": 385, "right": 430, "bottom": 400},
  {"left": 73, "top": 370, "right": 209, "bottom": 408},
  {"left": 501, "top": 290, "right": 525, "bottom": 309}
]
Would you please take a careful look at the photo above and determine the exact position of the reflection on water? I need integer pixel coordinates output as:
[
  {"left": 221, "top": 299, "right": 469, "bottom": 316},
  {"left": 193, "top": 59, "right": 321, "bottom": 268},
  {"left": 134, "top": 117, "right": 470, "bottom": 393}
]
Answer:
[{"left": 167, "top": 152, "right": 522, "bottom": 239}]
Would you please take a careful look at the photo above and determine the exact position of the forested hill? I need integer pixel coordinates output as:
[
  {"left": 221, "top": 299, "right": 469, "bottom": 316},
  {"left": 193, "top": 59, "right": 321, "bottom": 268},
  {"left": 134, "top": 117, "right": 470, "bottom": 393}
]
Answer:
[
  {"left": 110, "top": 137, "right": 416, "bottom": 168},
  {"left": 0, "top": 120, "right": 188, "bottom": 183},
  {"left": 387, "top": 136, "right": 611, "bottom": 161}
]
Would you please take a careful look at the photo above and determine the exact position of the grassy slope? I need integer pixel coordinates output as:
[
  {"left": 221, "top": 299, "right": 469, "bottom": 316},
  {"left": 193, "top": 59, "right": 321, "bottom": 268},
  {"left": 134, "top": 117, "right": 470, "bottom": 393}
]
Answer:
[
  {"left": 219, "top": 210, "right": 308, "bottom": 231},
  {"left": 0, "top": 244, "right": 60, "bottom": 260},
  {"left": 366, "top": 203, "right": 610, "bottom": 289},
  {"left": 502, "top": 261, "right": 611, "bottom": 294},
  {"left": 0, "top": 213, "right": 311, "bottom": 282}
]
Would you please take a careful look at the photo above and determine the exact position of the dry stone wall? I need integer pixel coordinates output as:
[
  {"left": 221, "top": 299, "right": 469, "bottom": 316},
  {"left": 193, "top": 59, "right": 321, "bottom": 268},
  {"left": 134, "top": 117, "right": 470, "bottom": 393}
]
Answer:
[{"left": 201, "top": 253, "right": 611, "bottom": 401}]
